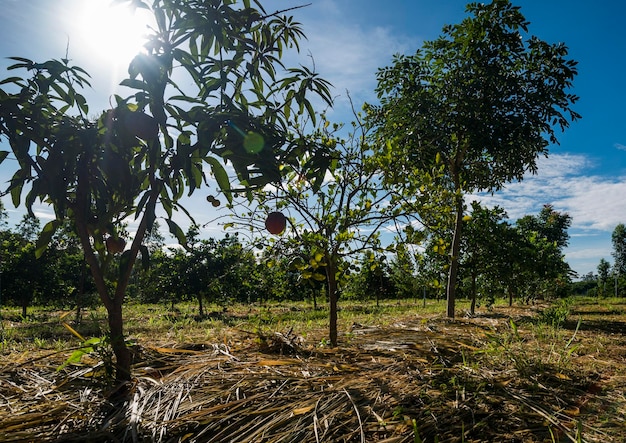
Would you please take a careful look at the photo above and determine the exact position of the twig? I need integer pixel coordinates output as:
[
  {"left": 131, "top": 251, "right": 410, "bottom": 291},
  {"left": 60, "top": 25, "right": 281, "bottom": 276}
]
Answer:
[
  {"left": 344, "top": 388, "right": 365, "bottom": 443},
  {"left": 268, "top": 379, "right": 289, "bottom": 399},
  {"left": 259, "top": 4, "right": 312, "bottom": 20},
  {"left": 313, "top": 397, "right": 322, "bottom": 443}
]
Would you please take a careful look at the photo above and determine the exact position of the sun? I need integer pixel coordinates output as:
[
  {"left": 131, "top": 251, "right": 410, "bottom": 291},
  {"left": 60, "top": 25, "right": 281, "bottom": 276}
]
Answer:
[{"left": 75, "top": 0, "right": 152, "bottom": 68}]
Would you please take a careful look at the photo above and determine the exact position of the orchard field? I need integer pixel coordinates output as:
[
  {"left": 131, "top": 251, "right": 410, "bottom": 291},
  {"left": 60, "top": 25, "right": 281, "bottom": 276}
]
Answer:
[
  {"left": 0, "top": 0, "right": 623, "bottom": 441},
  {"left": 1, "top": 297, "right": 625, "bottom": 442}
]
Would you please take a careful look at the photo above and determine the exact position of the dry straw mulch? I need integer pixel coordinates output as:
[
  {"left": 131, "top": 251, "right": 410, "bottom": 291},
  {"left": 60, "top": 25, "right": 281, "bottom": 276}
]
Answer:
[{"left": 0, "top": 314, "right": 623, "bottom": 442}]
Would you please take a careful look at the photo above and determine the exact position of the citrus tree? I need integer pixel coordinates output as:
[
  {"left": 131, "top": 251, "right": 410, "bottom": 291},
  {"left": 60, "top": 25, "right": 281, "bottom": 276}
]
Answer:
[
  {"left": 367, "top": 0, "right": 580, "bottom": 318},
  {"left": 0, "top": 0, "right": 331, "bottom": 382}
]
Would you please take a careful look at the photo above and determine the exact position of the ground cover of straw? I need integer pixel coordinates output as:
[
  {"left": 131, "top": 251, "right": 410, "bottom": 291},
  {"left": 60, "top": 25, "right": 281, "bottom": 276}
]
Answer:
[{"left": 0, "top": 298, "right": 625, "bottom": 442}]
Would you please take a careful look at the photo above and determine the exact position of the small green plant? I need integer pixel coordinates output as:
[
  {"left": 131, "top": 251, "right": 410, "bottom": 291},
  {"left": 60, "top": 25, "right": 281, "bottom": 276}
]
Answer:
[
  {"left": 412, "top": 419, "right": 423, "bottom": 443},
  {"left": 58, "top": 322, "right": 115, "bottom": 380},
  {"left": 33, "top": 337, "right": 48, "bottom": 349},
  {"left": 481, "top": 319, "right": 535, "bottom": 376},
  {"left": 539, "top": 298, "right": 572, "bottom": 328},
  {"left": 392, "top": 406, "right": 404, "bottom": 419}
]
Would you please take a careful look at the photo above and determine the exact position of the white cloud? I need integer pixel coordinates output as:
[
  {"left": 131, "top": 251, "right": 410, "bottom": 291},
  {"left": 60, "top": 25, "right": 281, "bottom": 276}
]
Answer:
[
  {"left": 474, "top": 153, "right": 626, "bottom": 232},
  {"left": 615, "top": 143, "right": 626, "bottom": 151},
  {"left": 470, "top": 152, "right": 626, "bottom": 276},
  {"left": 566, "top": 247, "right": 611, "bottom": 260},
  {"left": 33, "top": 210, "right": 56, "bottom": 221},
  {"left": 281, "top": 0, "right": 419, "bottom": 117}
]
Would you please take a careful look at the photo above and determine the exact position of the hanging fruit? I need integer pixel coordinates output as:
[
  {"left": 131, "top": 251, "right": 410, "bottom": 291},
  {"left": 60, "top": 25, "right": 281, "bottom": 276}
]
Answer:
[
  {"left": 265, "top": 211, "right": 287, "bottom": 235},
  {"left": 105, "top": 236, "right": 126, "bottom": 254}
]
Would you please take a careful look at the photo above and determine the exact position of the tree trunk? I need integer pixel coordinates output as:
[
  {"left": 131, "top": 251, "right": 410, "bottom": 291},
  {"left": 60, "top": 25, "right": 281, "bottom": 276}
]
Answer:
[
  {"left": 75, "top": 257, "right": 86, "bottom": 325},
  {"left": 470, "top": 272, "right": 477, "bottom": 316},
  {"left": 327, "top": 260, "right": 339, "bottom": 347},
  {"left": 79, "top": 245, "right": 133, "bottom": 384},
  {"left": 197, "top": 293, "right": 204, "bottom": 317},
  {"left": 446, "top": 194, "right": 464, "bottom": 319},
  {"left": 107, "top": 300, "right": 131, "bottom": 382}
]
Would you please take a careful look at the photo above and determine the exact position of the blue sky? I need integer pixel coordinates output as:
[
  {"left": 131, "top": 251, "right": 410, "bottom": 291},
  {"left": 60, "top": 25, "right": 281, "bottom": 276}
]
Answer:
[{"left": 0, "top": 0, "right": 625, "bottom": 277}]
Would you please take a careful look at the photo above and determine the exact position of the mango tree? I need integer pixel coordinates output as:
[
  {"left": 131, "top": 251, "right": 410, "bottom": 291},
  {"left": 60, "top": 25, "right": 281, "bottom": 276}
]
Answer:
[
  {"left": 234, "top": 112, "right": 413, "bottom": 346},
  {"left": 367, "top": 0, "right": 580, "bottom": 318},
  {"left": 0, "top": 0, "right": 331, "bottom": 382}
]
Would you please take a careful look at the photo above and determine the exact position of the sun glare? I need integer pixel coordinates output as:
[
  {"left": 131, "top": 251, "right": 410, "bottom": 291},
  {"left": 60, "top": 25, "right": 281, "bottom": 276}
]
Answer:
[{"left": 76, "top": 1, "right": 151, "bottom": 68}]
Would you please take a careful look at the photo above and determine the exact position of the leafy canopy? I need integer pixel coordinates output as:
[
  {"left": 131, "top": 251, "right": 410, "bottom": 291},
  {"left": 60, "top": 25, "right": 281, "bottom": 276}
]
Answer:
[
  {"left": 368, "top": 0, "right": 580, "bottom": 193},
  {"left": 0, "top": 0, "right": 333, "bottom": 257}
]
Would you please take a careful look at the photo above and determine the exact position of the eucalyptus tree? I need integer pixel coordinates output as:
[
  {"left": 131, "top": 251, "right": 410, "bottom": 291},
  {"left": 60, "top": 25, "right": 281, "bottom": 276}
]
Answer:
[
  {"left": 611, "top": 224, "right": 626, "bottom": 297},
  {"left": 612, "top": 224, "right": 626, "bottom": 276},
  {"left": 0, "top": 200, "right": 7, "bottom": 229},
  {"left": 367, "top": 0, "right": 580, "bottom": 318},
  {"left": 0, "top": 0, "right": 331, "bottom": 382},
  {"left": 597, "top": 258, "right": 611, "bottom": 298}
]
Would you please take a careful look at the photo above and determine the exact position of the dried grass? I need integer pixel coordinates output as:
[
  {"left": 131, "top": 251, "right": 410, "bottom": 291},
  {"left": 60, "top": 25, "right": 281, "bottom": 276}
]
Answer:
[{"left": 0, "top": 310, "right": 623, "bottom": 442}]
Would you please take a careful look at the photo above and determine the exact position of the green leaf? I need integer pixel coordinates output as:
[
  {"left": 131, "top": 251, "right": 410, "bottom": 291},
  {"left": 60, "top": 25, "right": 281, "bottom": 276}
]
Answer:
[
  {"left": 0, "top": 77, "right": 24, "bottom": 86},
  {"left": 35, "top": 220, "right": 61, "bottom": 259},
  {"left": 0, "top": 151, "right": 10, "bottom": 164},
  {"left": 166, "top": 219, "right": 188, "bottom": 248},
  {"left": 205, "top": 157, "right": 232, "bottom": 203},
  {"left": 312, "top": 272, "right": 326, "bottom": 282},
  {"left": 10, "top": 181, "right": 23, "bottom": 207},
  {"left": 119, "top": 78, "right": 147, "bottom": 90}
]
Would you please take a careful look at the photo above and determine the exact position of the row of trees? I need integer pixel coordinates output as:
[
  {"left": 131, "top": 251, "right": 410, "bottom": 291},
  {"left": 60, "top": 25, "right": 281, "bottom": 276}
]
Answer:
[
  {"left": 0, "top": 207, "right": 90, "bottom": 317},
  {"left": 0, "top": 198, "right": 573, "bottom": 319},
  {"left": 0, "top": 0, "right": 580, "bottom": 382},
  {"left": 571, "top": 224, "right": 626, "bottom": 298}
]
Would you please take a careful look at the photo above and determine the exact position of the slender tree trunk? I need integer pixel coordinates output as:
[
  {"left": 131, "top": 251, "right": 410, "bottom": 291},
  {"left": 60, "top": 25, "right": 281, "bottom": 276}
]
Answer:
[
  {"left": 470, "top": 272, "right": 477, "bottom": 316},
  {"left": 74, "top": 187, "right": 159, "bottom": 384},
  {"left": 75, "top": 257, "right": 86, "bottom": 325},
  {"left": 446, "top": 194, "right": 464, "bottom": 319},
  {"left": 77, "top": 241, "right": 134, "bottom": 384},
  {"left": 197, "top": 293, "right": 204, "bottom": 317},
  {"left": 107, "top": 299, "right": 131, "bottom": 382},
  {"left": 327, "top": 259, "right": 339, "bottom": 347}
]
